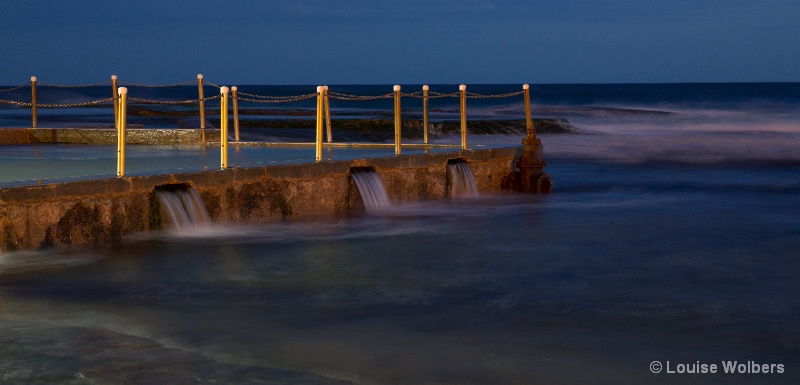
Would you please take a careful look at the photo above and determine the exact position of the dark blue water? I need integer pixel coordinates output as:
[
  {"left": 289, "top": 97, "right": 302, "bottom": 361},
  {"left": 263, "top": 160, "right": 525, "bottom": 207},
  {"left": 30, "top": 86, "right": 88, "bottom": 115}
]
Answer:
[{"left": 1, "top": 83, "right": 799, "bottom": 384}]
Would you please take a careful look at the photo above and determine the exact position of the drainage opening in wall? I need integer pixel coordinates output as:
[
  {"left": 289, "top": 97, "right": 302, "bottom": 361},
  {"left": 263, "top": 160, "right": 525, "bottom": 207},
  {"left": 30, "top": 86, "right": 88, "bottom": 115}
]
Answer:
[
  {"left": 349, "top": 167, "right": 391, "bottom": 214},
  {"left": 153, "top": 184, "right": 210, "bottom": 231},
  {"left": 447, "top": 159, "right": 479, "bottom": 198}
]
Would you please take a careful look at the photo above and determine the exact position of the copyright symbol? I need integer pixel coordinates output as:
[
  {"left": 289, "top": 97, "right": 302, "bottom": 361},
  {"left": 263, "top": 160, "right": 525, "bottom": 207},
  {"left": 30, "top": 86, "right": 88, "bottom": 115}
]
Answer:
[{"left": 650, "top": 361, "right": 663, "bottom": 374}]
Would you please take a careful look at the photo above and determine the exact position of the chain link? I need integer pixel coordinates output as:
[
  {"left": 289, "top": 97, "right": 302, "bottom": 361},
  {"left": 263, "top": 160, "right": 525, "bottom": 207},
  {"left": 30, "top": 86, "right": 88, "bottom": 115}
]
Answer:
[
  {"left": 118, "top": 80, "right": 197, "bottom": 88},
  {"left": 0, "top": 98, "right": 114, "bottom": 108},
  {"left": 429, "top": 91, "right": 461, "bottom": 98},
  {"left": 0, "top": 99, "right": 31, "bottom": 107},
  {"left": 327, "top": 91, "right": 394, "bottom": 101},
  {"left": 0, "top": 83, "right": 31, "bottom": 93},
  {"left": 236, "top": 94, "right": 317, "bottom": 103},
  {"left": 237, "top": 91, "right": 317, "bottom": 101},
  {"left": 466, "top": 90, "right": 525, "bottom": 99},
  {"left": 127, "top": 95, "right": 221, "bottom": 105},
  {"left": 400, "top": 91, "right": 424, "bottom": 98},
  {"left": 38, "top": 81, "right": 113, "bottom": 88}
]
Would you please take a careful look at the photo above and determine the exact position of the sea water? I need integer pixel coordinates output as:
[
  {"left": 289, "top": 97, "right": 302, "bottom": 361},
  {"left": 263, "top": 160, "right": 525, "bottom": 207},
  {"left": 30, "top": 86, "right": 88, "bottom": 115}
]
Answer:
[{"left": 0, "top": 83, "right": 799, "bottom": 384}]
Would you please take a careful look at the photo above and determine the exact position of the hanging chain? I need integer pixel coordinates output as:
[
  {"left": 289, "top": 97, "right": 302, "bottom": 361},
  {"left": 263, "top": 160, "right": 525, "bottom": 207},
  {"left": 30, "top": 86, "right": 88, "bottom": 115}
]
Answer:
[
  {"left": 38, "top": 81, "right": 113, "bottom": 88},
  {"left": 429, "top": 91, "right": 461, "bottom": 98},
  {"left": 236, "top": 94, "right": 317, "bottom": 103},
  {"left": 127, "top": 95, "right": 221, "bottom": 105},
  {"left": 465, "top": 90, "right": 525, "bottom": 99},
  {"left": 327, "top": 91, "right": 394, "bottom": 101},
  {"left": 118, "top": 80, "right": 197, "bottom": 88},
  {"left": 0, "top": 98, "right": 114, "bottom": 108},
  {"left": 0, "top": 83, "right": 31, "bottom": 93}
]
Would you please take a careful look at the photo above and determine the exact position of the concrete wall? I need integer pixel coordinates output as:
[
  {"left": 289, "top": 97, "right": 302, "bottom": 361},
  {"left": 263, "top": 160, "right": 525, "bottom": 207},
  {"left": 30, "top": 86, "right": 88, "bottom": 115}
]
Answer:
[{"left": 0, "top": 147, "right": 518, "bottom": 252}]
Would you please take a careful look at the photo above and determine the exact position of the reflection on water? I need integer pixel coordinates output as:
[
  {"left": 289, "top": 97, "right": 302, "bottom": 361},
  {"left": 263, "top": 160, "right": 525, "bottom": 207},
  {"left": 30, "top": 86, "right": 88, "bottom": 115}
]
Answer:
[
  {"left": 2, "top": 153, "right": 799, "bottom": 384},
  {"left": 0, "top": 144, "right": 468, "bottom": 187}
]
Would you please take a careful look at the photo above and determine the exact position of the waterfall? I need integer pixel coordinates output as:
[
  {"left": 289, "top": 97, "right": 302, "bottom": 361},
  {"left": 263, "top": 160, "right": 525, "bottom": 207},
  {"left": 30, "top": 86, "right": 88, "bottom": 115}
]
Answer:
[
  {"left": 350, "top": 168, "right": 391, "bottom": 214},
  {"left": 154, "top": 185, "right": 210, "bottom": 231},
  {"left": 448, "top": 160, "right": 479, "bottom": 198}
]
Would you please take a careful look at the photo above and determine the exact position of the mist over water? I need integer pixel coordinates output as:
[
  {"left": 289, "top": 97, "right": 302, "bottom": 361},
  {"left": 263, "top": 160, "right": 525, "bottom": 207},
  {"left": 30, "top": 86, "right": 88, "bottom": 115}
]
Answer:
[{"left": 1, "top": 83, "right": 799, "bottom": 384}]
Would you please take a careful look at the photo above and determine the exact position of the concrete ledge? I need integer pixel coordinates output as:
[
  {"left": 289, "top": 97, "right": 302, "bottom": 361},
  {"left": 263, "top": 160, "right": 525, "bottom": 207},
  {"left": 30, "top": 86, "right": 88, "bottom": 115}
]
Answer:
[{"left": 0, "top": 147, "right": 521, "bottom": 252}]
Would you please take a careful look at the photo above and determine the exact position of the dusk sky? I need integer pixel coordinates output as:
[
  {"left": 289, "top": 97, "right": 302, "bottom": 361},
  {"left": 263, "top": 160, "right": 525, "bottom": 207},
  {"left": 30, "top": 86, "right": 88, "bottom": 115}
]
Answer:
[{"left": 1, "top": 1, "right": 799, "bottom": 85}]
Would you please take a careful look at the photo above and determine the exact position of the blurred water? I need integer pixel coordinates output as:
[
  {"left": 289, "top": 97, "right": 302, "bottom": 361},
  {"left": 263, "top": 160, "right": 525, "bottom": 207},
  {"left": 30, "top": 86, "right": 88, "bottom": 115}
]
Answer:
[
  {"left": 1, "top": 149, "right": 799, "bottom": 384},
  {"left": 1, "top": 83, "right": 799, "bottom": 384}
]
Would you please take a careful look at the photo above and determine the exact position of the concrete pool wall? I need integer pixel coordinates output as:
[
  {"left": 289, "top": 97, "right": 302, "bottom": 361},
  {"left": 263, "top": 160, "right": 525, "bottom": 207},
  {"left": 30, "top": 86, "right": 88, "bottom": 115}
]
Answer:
[{"left": 0, "top": 147, "right": 527, "bottom": 252}]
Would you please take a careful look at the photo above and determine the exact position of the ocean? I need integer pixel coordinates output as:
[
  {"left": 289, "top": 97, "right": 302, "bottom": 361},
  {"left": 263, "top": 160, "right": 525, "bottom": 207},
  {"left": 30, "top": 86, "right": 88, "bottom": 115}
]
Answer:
[{"left": 1, "top": 83, "right": 799, "bottom": 384}]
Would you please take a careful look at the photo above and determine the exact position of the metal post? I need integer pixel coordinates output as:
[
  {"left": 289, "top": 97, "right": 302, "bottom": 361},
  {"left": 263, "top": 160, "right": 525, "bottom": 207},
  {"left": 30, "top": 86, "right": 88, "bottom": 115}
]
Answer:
[
  {"left": 523, "top": 84, "right": 533, "bottom": 135},
  {"left": 117, "top": 87, "right": 128, "bottom": 177},
  {"left": 394, "top": 85, "right": 401, "bottom": 155},
  {"left": 220, "top": 86, "right": 229, "bottom": 169},
  {"left": 315, "top": 86, "right": 324, "bottom": 162},
  {"left": 112, "top": 75, "right": 118, "bottom": 129},
  {"left": 198, "top": 74, "right": 205, "bottom": 142},
  {"left": 324, "top": 85, "right": 332, "bottom": 143},
  {"left": 231, "top": 86, "right": 240, "bottom": 142},
  {"left": 422, "top": 85, "right": 429, "bottom": 145},
  {"left": 459, "top": 84, "right": 467, "bottom": 150},
  {"left": 31, "top": 76, "right": 37, "bottom": 128}
]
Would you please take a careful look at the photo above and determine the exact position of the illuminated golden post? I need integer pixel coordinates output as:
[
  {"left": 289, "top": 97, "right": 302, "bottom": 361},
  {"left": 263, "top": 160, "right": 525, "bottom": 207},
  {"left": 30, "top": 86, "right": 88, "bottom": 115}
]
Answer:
[
  {"left": 31, "top": 76, "right": 38, "bottom": 128},
  {"left": 197, "top": 74, "right": 205, "bottom": 142},
  {"left": 324, "top": 85, "right": 332, "bottom": 143},
  {"left": 394, "top": 85, "right": 401, "bottom": 155},
  {"left": 112, "top": 75, "right": 119, "bottom": 130},
  {"left": 117, "top": 87, "right": 128, "bottom": 177},
  {"left": 220, "top": 86, "right": 229, "bottom": 169},
  {"left": 422, "top": 85, "right": 429, "bottom": 144},
  {"left": 523, "top": 84, "right": 533, "bottom": 134},
  {"left": 459, "top": 84, "right": 467, "bottom": 150},
  {"left": 315, "top": 86, "right": 324, "bottom": 162},
  {"left": 231, "top": 86, "right": 240, "bottom": 142}
]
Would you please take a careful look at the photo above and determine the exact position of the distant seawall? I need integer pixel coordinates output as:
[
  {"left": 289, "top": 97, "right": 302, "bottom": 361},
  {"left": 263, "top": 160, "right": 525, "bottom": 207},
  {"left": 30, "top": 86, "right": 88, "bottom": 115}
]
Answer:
[
  {"left": 0, "top": 118, "right": 576, "bottom": 144},
  {"left": 0, "top": 147, "right": 521, "bottom": 252}
]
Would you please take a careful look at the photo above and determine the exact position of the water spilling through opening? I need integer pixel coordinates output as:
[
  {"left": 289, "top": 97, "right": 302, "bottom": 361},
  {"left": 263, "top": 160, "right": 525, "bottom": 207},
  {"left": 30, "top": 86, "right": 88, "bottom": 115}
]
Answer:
[
  {"left": 350, "top": 167, "right": 391, "bottom": 214},
  {"left": 448, "top": 159, "right": 479, "bottom": 198},
  {"left": 154, "top": 184, "right": 211, "bottom": 231}
]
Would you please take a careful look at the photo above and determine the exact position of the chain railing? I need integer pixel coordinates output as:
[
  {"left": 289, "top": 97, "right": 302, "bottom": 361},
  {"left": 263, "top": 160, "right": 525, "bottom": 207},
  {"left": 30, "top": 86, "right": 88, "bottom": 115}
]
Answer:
[
  {"left": 236, "top": 91, "right": 317, "bottom": 103},
  {"left": 38, "top": 80, "right": 113, "bottom": 88},
  {"left": 1, "top": 77, "right": 536, "bottom": 171},
  {"left": 327, "top": 91, "right": 394, "bottom": 101},
  {"left": 466, "top": 90, "right": 526, "bottom": 99},
  {"left": 127, "top": 95, "right": 221, "bottom": 105},
  {"left": 118, "top": 80, "right": 196, "bottom": 88},
  {"left": 0, "top": 83, "right": 31, "bottom": 93}
]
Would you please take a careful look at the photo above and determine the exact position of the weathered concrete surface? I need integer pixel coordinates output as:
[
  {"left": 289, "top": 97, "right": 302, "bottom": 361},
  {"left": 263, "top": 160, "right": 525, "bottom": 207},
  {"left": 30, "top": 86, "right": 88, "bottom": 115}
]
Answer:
[
  {"left": 0, "top": 147, "right": 519, "bottom": 252},
  {"left": 0, "top": 128, "right": 217, "bottom": 144}
]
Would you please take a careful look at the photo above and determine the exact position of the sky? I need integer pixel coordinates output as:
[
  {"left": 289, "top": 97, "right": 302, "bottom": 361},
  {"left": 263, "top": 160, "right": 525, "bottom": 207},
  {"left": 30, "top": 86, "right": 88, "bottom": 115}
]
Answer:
[{"left": 1, "top": 0, "right": 799, "bottom": 85}]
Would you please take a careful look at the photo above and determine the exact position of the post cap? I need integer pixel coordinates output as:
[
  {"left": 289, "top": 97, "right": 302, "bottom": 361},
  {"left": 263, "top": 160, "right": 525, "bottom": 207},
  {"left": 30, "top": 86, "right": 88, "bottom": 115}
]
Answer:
[
  {"left": 197, "top": 74, "right": 203, "bottom": 79},
  {"left": 31, "top": 76, "right": 37, "bottom": 82},
  {"left": 231, "top": 86, "right": 237, "bottom": 91},
  {"left": 523, "top": 84, "right": 529, "bottom": 89},
  {"left": 423, "top": 85, "right": 429, "bottom": 91},
  {"left": 111, "top": 75, "right": 118, "bottom": 80},
  {"left": 317, "top": 86, "right": 323, "bottom": 93},
  {"left": 324, "top": 85, "right": 329, "bottom": 91},
  {"left": 394, "top": 85, "right": 401, "bottom": 91},
  {"left": 459, "top": 84, "right": 467, "bottom": 90},
  {"left": 220, "top": 86, "right": 229, "bottom": 94},
  {"left": 118, "top": 87, "right": 128, "bottom": 95}
]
